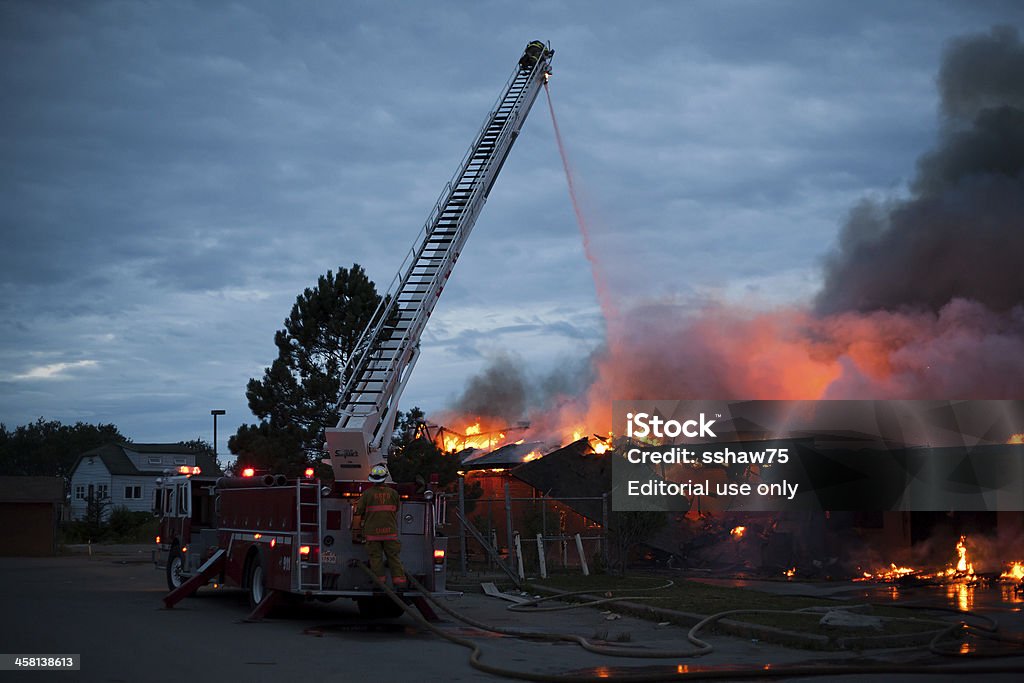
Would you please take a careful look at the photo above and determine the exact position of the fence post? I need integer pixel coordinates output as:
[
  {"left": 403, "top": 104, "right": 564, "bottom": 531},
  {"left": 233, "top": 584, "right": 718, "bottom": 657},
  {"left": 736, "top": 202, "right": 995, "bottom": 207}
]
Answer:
[
  {"left": 487, "top": 498, "right": 494, "bottom": 571},
  {"left": 504, "top": 479, "right": 515, "bottom": 568},
  {"left": 575, "top": 533, "right": 590, "bottom": 576},
  {"left": 541, "top": 494, "right": 547, "bottom": 538},
  {"left": 602, "top": 493, "right": 610, "bottom": 569},
  {"left": 514, "top": 532, "right": 524, "bottom": 580},
  {"left": 536, "top": 533, "right": 547, "bottom": 579},
  {"left": 458, "top": 477, "right": 467, "bottom": 575}
]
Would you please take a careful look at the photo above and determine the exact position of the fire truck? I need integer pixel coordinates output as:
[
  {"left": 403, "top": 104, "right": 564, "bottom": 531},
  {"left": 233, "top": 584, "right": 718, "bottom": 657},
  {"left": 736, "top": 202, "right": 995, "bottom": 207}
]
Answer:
[{"left": 155, "top": 41, "right": 555, "bottom": 619}]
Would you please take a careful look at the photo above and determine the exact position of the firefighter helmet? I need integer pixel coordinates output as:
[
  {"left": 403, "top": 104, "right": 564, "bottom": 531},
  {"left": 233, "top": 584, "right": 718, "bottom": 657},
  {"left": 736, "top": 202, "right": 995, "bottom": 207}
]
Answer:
[{"left": 368, "top": 464, "right": 389, "bottom": 483}]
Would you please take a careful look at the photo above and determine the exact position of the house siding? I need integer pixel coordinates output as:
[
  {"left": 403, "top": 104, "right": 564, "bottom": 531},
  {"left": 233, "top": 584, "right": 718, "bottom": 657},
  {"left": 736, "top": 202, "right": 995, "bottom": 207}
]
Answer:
[
  {"left": 68, "top": 443, "right": 222, "bottom": 521},
  {"left": 110, "top": 476, "right": 156, "bottom": 515},
  {"left": 69, "top": 456, "right": 113, "bottom": 520},
  {"left": 70, "top": 466, "right": 161, "bottom": 519}
]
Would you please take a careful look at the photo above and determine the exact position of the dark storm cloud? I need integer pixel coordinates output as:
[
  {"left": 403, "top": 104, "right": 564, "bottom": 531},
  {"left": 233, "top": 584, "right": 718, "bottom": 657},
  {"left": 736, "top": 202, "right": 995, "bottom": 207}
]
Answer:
[
  {"left": 816, "top": 26, "right": 1024, "bottom": 315},
  {"left": 0, "top": 1, "right": 477, "bottom": 299}
]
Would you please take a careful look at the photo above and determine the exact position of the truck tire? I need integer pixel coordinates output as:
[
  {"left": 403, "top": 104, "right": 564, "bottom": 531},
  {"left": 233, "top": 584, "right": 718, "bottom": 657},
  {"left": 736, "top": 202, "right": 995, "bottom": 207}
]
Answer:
[
  {"left": 247, "top": 554, "right": 267, "bottom": 608},
  {"left": 166, "top": 548, "right": 186, "bottom": 592},
  {"left": 356, "top": 595, "right": 405, "bottom": 619}
]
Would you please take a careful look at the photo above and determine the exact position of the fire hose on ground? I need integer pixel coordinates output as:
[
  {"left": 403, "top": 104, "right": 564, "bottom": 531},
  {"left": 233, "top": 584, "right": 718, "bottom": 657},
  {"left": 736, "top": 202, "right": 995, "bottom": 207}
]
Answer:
[{"left": 352, "top": 564, "right": 1024, "bottom": 680}]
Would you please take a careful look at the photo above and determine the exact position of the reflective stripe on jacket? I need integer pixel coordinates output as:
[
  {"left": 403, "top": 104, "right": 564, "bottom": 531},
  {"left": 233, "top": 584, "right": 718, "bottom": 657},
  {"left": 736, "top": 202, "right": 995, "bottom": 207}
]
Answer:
[{"left": 355, "top": 484, "right": 400, "bottom": 540}]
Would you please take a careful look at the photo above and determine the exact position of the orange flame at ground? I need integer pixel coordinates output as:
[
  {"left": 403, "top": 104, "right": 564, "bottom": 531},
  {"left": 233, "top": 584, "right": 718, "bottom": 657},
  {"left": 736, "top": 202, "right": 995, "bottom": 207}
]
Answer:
[
  {"left": 857, "top": 536, "right": 980, "bottom": 583},
  {"left": 955, "top": 535, "right": 973, "bottom": 575},
  {"left": 856, "top": 563, "right": 917, "bottom": 582},
  {"left": 730, "top": 526, "right": 746, "bottom": 539},
  {"left": 1001, "top": 561, "right": 1024, "bottom": 582},
  {"left": 1008, "top": 433, "right": 1024, "bottom": 445}
]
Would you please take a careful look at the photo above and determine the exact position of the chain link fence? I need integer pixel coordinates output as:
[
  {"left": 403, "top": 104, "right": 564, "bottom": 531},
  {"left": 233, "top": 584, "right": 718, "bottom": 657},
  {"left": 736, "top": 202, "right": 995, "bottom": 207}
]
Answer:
[{"left": 440, "top": 478, "right": 608, "bottom": 579}]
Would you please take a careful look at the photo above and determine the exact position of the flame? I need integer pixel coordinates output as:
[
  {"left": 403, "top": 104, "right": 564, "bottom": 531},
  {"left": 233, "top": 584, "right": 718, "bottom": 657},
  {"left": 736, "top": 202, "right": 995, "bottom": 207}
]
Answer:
[
  {"left": 436, "top": 418, "right": 515, "bottom": 452},
  {"left": 522, "top": 450, "right": 542, "bottom": 463},
  {"left": 1001, "top": 561, "right": 1024, "bottom": 582},
  {"left": 855, "top": 563, "right": 917, "bottom": 581},
  {"left": 955, "top": 535, "right": 972, "bottom": 574},
  {"left": 1008, "top": 433, "right": 1024, "bottom": 445},
  {"left": 856, "top": 536, "right": 983, "bottom": 584},
  {"left": 784, "top": 567, "right": 796, "bottom": 578},
  {"left": 430, "top": 410, "right": 616, "bottom": 460},
  {"left": 730, "top": 526, "right": 746, "bottom": 539}
]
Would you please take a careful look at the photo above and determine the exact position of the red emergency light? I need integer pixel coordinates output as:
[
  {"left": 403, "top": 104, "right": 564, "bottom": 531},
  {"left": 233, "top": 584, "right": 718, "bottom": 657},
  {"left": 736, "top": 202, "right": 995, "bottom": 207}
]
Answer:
[{"left": 241, "top": 467, "right": 255, "bottom": 478}]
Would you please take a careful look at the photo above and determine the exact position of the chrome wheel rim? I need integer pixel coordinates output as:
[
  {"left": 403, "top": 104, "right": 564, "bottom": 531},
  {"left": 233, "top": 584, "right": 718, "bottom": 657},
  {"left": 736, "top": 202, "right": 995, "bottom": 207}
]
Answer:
[{"left": 169, "top": 556, "right": 184, "bottom": 587}]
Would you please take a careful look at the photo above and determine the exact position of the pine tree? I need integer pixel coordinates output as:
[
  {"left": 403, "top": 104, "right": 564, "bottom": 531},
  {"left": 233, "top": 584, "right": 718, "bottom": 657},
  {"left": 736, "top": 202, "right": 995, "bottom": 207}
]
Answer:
[{"left": 230, "top": 264, "right": 381, "bottom": 476}]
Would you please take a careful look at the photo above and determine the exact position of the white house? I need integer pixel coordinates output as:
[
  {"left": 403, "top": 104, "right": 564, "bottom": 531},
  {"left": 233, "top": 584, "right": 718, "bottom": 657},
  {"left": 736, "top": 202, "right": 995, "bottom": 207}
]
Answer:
[{"left": 68, "top": 443, "right": 223, "bottom": 520}]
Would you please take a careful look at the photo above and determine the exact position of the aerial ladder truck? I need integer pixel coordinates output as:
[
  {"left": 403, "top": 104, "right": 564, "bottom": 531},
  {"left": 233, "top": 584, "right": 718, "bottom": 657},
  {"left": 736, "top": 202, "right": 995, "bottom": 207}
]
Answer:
[{"left": 155, "top": 41, "right": 554, "bottom": 619}]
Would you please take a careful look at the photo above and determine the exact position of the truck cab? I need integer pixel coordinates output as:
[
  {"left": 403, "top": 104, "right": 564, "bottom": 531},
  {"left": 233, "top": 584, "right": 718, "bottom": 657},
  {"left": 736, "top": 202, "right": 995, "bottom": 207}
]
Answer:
[{"left": 153, "top": 472, "right": 220, "bottom": 591}]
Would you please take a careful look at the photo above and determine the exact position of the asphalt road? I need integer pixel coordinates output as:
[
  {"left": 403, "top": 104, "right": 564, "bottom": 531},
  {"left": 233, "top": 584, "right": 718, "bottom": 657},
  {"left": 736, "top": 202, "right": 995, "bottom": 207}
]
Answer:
[{"left": 1, "top": 548, "right": 1022, "bottom": 682}]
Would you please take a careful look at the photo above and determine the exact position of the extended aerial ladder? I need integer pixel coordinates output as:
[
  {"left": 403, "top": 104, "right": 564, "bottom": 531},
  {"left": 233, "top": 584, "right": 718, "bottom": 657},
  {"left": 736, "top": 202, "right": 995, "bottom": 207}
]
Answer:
[{"left": 325, "top": 42, "right": 554, "bottom": 481}]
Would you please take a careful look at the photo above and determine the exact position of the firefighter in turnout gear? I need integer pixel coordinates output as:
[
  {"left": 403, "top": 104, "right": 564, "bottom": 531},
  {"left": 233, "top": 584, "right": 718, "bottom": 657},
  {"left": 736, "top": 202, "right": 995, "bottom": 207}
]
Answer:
[
  {"left": 519, "top": 40, "right": 547, "bottom": 70},
  {"left": 353, "top": 464, "right": 407, "bottom": 589}
]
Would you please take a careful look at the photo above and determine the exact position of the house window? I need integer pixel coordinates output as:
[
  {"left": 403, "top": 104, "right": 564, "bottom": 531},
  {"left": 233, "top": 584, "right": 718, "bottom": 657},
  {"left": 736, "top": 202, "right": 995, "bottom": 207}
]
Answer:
[
  {"left": 75, "top": 485, "right": 85, "bottom": 500},
  {"left": 124, "top": 485, "right": 142, "bottom": 500},
  {"left": 173, "top": 457, "right": 187, "bottom": 465},
  {"left": 96, "top": 484, "right": 109, "bottom": 500},
  {"left": 148, "top": 456, "right": 163, "bottom": 465}
]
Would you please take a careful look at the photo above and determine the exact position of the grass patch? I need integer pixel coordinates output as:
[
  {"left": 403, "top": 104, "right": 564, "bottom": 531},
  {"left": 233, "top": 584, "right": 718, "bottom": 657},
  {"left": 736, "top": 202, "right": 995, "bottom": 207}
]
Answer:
[{"left": 528, "top": 574, "right": 946, "bottom": 648}]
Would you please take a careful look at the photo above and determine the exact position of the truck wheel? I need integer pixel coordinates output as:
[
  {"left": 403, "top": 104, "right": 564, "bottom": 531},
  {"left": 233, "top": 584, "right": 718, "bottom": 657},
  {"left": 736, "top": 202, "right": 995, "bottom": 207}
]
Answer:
[
  {"left": 356, "top": 595, "right": 405, "bottom": 619},
  {"left": 166, "top": 549, "right": 186, "bottom": 592},
  {"left": 247, "top": 554, "right": 267, "bottom": 608}
]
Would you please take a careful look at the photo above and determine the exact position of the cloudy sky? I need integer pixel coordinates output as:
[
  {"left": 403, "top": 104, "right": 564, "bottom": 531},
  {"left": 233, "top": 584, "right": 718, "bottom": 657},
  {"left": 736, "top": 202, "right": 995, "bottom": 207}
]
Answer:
[{"left": 2, "top": 1, "right": 1021, "bottom": 456}]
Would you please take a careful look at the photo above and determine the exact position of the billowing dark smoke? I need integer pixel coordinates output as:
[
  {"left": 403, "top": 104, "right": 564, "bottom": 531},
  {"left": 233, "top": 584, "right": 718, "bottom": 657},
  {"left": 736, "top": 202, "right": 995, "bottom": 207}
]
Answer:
[
  {"left": 449, "top": 352, "right": 595, "bottom": 425},
  {"left": 938, "top": 25, "right": 1024, "bottom": 123},
  {"left": 816, "top": 26, "right": 1024, "bottom": 315},
  {"left": 452, "top": 353, "right": 528, "bottom": 422}
]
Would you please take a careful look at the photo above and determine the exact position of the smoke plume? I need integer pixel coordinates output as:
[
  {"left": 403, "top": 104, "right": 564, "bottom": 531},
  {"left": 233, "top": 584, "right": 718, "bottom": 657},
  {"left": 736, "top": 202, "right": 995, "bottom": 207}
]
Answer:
[
  {"left": 816, "top": 26, "right": 1024, "bottom": 315},
  {"left": 450, "top": 352, "right": 529, "bottom": 423},
  {"left": 439, "top": 27, "right": 1024, "bottom": 441}
]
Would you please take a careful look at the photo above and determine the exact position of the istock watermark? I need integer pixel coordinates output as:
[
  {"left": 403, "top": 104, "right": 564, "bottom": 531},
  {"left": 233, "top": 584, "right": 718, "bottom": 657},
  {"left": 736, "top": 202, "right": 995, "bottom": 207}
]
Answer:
[{"left": 611, "top": 400, "right": 1024, "bottom": 513}]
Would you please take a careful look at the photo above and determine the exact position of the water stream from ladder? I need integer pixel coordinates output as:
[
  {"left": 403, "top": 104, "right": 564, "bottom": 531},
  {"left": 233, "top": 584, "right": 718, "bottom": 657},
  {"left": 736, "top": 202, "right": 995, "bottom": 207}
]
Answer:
[{"left": 544, "top": 81, "right": 618, "bottom": 323}]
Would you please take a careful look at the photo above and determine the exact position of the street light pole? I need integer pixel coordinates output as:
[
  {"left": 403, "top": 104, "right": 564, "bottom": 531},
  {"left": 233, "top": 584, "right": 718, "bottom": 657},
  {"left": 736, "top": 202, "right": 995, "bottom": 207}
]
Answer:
[{"left": 211, "top": 409, "right": 226, "bottom": 457}]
